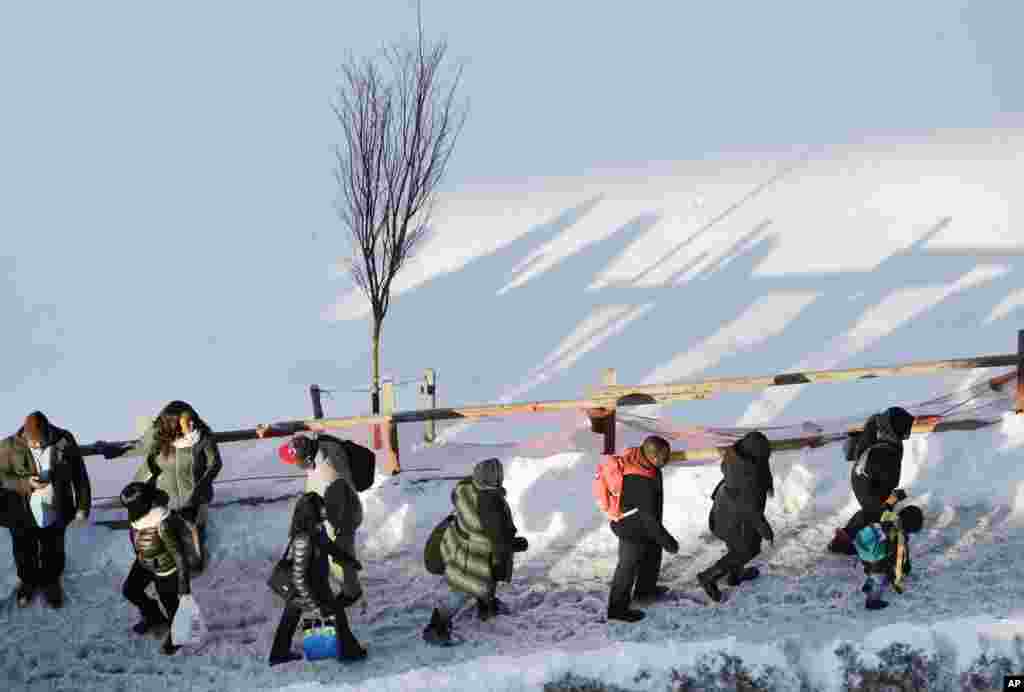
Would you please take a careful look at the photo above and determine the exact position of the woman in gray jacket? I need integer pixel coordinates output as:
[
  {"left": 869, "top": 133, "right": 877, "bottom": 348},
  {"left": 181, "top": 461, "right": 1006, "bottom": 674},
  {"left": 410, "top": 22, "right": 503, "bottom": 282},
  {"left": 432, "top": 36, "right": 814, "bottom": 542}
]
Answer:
[{"left": 135, "top": 401, "right": 222, "bottom": 568}]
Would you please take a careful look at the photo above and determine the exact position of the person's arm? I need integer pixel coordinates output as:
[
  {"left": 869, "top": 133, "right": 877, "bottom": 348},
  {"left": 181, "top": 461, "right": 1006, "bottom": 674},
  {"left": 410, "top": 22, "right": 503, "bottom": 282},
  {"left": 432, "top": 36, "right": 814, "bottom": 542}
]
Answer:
[
  {"left": 63, "top": 433, "right": 92, "bottom": 519},
  {"left": 193, "top": 438, "right": 223, "bottom": 503},
  {"left": 317, "top": 529, "right": 362, "bottom": 571}
]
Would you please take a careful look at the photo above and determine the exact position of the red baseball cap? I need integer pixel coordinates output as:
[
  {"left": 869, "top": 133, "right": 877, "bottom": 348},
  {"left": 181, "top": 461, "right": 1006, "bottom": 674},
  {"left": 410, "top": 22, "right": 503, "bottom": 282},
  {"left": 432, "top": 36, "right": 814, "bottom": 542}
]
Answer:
[{"left": 278, "top": 440, "right": 300, "bottom": 465}]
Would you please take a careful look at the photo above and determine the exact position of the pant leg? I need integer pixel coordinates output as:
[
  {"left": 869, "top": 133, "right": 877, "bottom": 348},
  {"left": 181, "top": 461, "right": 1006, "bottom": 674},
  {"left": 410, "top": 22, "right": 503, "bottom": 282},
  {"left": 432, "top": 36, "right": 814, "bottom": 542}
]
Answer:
[
  {"left": 269, "top": 602, "right": 303, "bottom": 659},
  {"left": 710, "top": 529, "right": 761, "bottom": 577},
  {"left": 863, "top": 573, "right": 888, "bottom": 603},
  {"left": 437, "top": 582, "right": 474, "bottom": 621},
  {"left": 608, "top": 539, "right": 645, "bottom": 613},
  {"left": 634, "top": 542, "right": 663, "bottom": 596},
  {"left": 334, "top": 531, "right": 362, "bottom": 599},
  {"left": 37, "top": 523, "right": 67, "bottom": 586},
  {"left": 123, "top": 562, "right": 165, "bottom": 622},
  {"left": 153, "top": 573, "right": 182, "bottom": 622},
  {"left": 325, "top": 596, "right": 362, "bottom": 659},
  {"left": 9, "top": 526, "right": 40, "bottom": 586}
]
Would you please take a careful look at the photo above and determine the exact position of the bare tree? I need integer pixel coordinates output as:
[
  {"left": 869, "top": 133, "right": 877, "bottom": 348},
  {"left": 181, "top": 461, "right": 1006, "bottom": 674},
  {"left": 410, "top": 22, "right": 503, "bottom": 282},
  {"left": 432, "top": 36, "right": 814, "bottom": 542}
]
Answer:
[{"left": 332, "top": 11, "right": 467, "bottom": 414}]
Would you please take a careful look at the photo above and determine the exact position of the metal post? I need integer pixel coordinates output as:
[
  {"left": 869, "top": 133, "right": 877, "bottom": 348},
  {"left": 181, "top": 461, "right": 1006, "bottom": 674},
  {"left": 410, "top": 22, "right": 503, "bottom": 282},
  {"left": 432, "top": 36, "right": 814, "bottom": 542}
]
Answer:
[
  {"left": 309, "top": 385, "right": 325, "bottom": 419},
  {"left": 420, "top": 368, "right": 437, "bottom": 443},
  {"left": 382, "top": 379, "right": 401, "bottom": 474},
  {"left": 1017, "top": 329, "right": 1024, "bottom": 414}
]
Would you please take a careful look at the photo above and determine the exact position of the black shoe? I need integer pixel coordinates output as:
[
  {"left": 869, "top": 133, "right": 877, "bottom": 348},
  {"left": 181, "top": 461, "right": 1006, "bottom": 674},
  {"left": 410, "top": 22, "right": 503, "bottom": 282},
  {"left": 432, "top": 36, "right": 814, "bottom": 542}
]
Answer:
[
  {"left": 42, "top": 583, "right": 64, "bottom": 609},
  {"left": 633, "top": 585, "right": 670, "bottom": 604},
  {"left": 132, "top": 615, "right": 170, "bottom": 636},
  {"left": 160, "top": 636, "right": 181, "bottom": 656},
  {"left": 339, "top": 642, "right": 368, "bottom": 662},
  {"left": 268, "top": 652, "right": 303, "bottom": 667},
  {"left": 697, "top": 570, "right": 723, "bottom": 603},
  {"left": 865, "top": 599, "right": 889, "bottom": 611},
  {"left": 15, "top": 583, "right": 35, "bottom": 608},
  {"left": 422, "top": 608, "right": 454, "bottom": 646},
  {"left": 607, "top": 608, "right": 645, "bottom": 623},
  {"left": 726, "top": 567, "right": 760, "bottom": 587}
]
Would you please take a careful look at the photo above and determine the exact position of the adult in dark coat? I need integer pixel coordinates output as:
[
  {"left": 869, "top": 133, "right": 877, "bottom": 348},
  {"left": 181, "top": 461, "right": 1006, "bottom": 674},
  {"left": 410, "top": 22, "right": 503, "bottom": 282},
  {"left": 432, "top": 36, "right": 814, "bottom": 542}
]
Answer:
[
  {"left": 607, "top": 436, "right": 679, "bottom": 623},
  {"left": 828, "top": 407, "right": 914, "bottom": 555},
  {"left": 268, "top": 492, "right": 366, "bottom": 666},
  {"left": 0, "top": 411, "right": 91, "bottom": 608},
  {"left": 698, "top": 431, "right": 775, "bottom": 603}
]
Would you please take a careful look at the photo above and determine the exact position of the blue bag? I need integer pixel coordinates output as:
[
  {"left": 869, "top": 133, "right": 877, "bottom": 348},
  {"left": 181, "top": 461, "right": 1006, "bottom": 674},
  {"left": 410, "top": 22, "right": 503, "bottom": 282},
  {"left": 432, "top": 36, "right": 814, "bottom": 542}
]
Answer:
[{"left": 301, "top": 615, "right": 337, "bottom": 661}]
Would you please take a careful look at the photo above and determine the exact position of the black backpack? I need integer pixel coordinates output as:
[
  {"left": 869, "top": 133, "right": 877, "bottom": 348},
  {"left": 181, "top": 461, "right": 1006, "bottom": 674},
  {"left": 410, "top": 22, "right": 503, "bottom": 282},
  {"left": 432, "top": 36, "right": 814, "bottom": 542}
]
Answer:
[{"left": 319, "top": 435, "right": 376, "bottom": 492}]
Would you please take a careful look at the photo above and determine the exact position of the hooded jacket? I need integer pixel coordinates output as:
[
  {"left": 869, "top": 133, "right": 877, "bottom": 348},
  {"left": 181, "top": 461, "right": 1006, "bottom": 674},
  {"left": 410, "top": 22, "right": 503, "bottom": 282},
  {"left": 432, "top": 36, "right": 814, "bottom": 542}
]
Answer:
[
  {"left": 850, "top": 408, "right": 913, "bottom": 515},
  {"left": 129, "top": 505, "right": 192, "bottom": 595},
  {"left": 709, "top": 437, "right": 773, "bottom": 547},
  {"left": 439, "top": 459, "right": 521, "bottom": 599},
  {"left": 0, "top": 417, "right": 91, "bottom": 528}
]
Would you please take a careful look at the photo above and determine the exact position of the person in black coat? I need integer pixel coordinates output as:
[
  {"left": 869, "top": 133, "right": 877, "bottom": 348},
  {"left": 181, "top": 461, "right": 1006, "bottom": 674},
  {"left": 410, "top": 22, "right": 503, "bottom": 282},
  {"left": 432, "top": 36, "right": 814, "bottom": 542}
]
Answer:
[
  {"left": 698, "top": 431, "right": 775, "bottom": 603},
  {"left": 0, "top": 411, "right": 92, "bottom": 608},
  {"left": 268, "top": 492, "right": 366, "bottom": 666},
  {"left": 827, "top": 407, "right": 914, "bottom": 555},
  {"left": 607, "top": 436, "right": 679, "bottom": 623}
]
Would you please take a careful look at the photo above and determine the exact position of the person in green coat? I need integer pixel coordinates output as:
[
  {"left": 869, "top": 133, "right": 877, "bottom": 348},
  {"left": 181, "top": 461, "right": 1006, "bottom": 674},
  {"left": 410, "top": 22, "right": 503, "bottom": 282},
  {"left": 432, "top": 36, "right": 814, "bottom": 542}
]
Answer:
[
  {"left": 423, "top": 458, "right": 528, "bottom": 646},
  {"left": 132, "top": 401, "right": 222, "bottom": 568}
]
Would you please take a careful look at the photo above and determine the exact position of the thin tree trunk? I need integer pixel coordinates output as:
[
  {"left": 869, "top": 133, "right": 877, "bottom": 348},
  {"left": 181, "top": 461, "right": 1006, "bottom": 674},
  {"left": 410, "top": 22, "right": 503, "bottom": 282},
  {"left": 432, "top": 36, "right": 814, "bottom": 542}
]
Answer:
[{"left": 371, "top": 316, "right": 382, "bottom": 414}]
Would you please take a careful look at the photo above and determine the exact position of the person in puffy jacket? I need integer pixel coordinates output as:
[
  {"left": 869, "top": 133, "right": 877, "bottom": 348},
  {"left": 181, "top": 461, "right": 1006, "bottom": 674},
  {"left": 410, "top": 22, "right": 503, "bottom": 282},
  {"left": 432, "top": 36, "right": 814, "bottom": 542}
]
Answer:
[
  {"left": 423, "top": 458, "right": 528, "bottom": 646},
  {"left": 268, "top": 492, "right": 366, "bottom": 666},
  {"left": 828, "top": 407, "right": 914, "bottom": 555},
  {"left": 276, "top": 434, "right": 364, "bottom": 603},
  {"left": 133, "top": 401, "right": 222, "bottom": 567},
  {"left": 606, "top": 435, "right": 679, "bottom": 623},
  {"left": 0, "top": 411, "right": 91, "bottom": 609},
  {"left": 698, "top": 431, "right": 775, "bottom": 603},
  {"left": 120, "top": 482, "right": 195, "bottom": 656}
]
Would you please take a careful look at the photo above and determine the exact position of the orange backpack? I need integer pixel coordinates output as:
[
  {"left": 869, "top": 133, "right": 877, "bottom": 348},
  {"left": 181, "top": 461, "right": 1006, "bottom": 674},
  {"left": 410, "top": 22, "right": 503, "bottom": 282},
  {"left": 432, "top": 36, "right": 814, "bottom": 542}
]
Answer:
[{"left": 593, "top": 448, "right": 656, "bottom": 520}]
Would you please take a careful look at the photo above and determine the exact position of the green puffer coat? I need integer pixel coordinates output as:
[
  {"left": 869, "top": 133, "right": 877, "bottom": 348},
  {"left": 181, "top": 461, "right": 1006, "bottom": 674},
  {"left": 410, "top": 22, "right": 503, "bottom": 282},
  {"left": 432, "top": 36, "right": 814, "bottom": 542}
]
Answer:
[{"left": 439, "top": 478, "right": 519, "bottom": 599}]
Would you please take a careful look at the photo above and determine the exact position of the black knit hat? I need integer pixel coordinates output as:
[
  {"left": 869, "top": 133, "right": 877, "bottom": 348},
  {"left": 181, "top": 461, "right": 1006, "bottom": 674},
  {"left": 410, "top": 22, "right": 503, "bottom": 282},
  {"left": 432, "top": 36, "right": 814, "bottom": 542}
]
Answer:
[
  {"left": 899, "top": 505, "right": 924, "bottom": 534},
  {"left": 120, "top": 482, "right": 155, "bottom": 522},
  {"left": 734, "top": 431, "right": 771, "bottom": 462}
]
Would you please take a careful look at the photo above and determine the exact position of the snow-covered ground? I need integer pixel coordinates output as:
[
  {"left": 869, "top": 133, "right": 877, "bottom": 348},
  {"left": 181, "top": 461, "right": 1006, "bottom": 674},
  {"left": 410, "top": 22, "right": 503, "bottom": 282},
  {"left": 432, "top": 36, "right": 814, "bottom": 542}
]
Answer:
[
  {"left": 4, "top": 125, "right": 1024, "bottom": 690},
  {"left": 3, "top": 406, "right": 1024, "bottom": 691}
]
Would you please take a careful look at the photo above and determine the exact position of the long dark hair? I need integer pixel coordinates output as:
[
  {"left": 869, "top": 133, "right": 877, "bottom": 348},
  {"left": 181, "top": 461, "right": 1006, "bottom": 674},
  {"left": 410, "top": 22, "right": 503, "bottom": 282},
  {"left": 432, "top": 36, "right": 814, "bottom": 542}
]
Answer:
[
  {"left": 152, "top": 400, "right": 212, "bottom": 457},
  {"left": 290, "top": 493, "right": 325, "bottom": 538}
]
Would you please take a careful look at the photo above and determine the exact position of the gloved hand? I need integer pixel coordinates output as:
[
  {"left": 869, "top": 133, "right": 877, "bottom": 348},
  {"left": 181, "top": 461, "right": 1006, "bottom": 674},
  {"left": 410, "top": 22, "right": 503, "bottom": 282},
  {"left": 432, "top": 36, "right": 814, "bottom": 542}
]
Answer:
[
  {"left": 70, "top": 510, "right": 89, "bottom": 528},
  {"left": 892, "top": 488, "right": 908, "bottom": 502},
  {"left": 758, "top": 518, "right": 775, "bottom": 545},
  {"left": 511, "top": 536, "right": 529, "bottom": 552},
  {"left": 661, "top": 533, "right": 680, "bottom": 555}
]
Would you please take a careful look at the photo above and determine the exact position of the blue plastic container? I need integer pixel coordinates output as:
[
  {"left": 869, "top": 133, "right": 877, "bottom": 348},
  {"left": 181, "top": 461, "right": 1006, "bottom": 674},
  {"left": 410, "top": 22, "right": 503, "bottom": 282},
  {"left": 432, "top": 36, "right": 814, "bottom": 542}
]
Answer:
[{"left": 301, "top": 616, "right": 337, "bottom": 661}]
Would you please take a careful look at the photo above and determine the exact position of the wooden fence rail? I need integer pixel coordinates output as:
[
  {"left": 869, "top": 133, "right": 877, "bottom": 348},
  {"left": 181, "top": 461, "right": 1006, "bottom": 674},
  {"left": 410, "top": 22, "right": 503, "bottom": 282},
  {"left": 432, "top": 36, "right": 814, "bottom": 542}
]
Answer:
[{"left": 79, "top": 331, "right": 1024, "bottom": 472}]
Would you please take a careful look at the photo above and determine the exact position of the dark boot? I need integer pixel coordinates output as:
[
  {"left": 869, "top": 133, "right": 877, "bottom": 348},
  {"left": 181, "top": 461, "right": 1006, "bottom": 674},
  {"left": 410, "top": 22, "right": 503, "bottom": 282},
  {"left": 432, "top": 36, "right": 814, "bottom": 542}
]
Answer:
[
  {"left": 335, "top": 613, "right": 367, "bottom": 662},
  {"left": 15, "top": 582, "right": 35, "bottom": 608},
  {"left": 607, "top": 608, "right": 645, "bottom": 623},
  {"left": 268, "top": 652, "right": 303, "bottom": 667},
  {"left": 865, "top": 599, "right": 889, "bottom": 610},
  {"left": 42, "top": 582, "right": 64, "bottom": 609},
  {"left": 160, "top": 634, "right": 181, "bottom": 656},
  {"left": 726, "top": 566, "right": 760, "bottom": 586},
  {"left": 698, "top": 565, "right": 728, "bottom": 603},
  {"left": 422, "top": 608, "right": 454, "bottom": 647}
]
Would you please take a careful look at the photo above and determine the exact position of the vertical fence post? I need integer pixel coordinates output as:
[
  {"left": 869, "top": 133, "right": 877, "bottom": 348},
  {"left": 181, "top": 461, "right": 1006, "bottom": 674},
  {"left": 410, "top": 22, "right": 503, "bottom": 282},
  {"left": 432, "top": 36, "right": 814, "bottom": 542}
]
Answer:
[
  {"left": 309, "top": 385, "right": 324, "bottom": 420},
  {"left": 602, "top": 368, "right": 617, "bottom": 455},
  {"left": 382, "top": 379, "right": 401, "bottom": 474},
  {"left": 1017, "top": 329, "right": 1024, "bottom": 414},
  {"left": 420, "top": 368, "right": 437, "bottom": 443}
]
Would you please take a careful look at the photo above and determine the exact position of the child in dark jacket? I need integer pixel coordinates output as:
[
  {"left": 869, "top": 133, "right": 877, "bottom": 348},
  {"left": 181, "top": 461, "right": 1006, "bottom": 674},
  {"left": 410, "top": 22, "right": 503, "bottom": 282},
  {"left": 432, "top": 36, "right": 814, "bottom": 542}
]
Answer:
[{"left": 853, "top": 503, "right": 923, "bottom": 610}]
